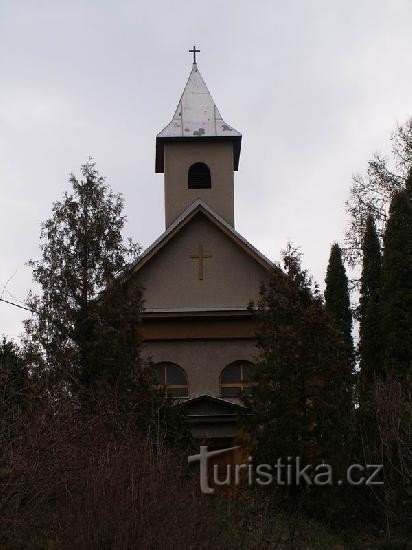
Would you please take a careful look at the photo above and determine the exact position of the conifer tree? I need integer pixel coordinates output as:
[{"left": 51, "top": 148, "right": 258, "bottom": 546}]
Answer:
[
  {"left": 23, "top": 160, "right": 191, "bottom": 447},
  {"left": 358, "top": 215, "right": 383, "bottom": 403},
  {"left": 324, "top": 243, "right": 355, "bottom": 421},
  {"left": 381, "top": 186, "right": 412, "bottom": 382},
  {"left": 245, "top": 245, "right": 352, "bottom": 471},
  {"left": 324, "top": 243, "right": 353, "bottom": 353},
  {"left": 24, "top": 160, "right": 141, "bottom": 397},
  {"left": 0, "top": 337, "right": 27, "bottom": 418},
  {"left": 0, "top": 337, "right": 33, "bottom": 447}
]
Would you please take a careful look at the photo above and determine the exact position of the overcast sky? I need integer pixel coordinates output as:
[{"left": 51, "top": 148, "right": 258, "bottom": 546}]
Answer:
[{"left": 0, "top": 0, "right": 411, "bottom": 339}]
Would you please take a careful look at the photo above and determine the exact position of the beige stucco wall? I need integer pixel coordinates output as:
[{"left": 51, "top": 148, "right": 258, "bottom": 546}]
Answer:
[
  {"left": 164, "top": 142, "right": 234, "bottom": 227},
  {"left": 135, "top": 213, "right": 270, "bottom": 310},
  {"left": 142, "top": 339, "right": 258, "bottom": 398}
]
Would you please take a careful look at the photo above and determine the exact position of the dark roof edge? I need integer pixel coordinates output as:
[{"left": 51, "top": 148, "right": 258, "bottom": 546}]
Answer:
[{"left": 155, "top": 135, "right": 242, "bottom": 173}]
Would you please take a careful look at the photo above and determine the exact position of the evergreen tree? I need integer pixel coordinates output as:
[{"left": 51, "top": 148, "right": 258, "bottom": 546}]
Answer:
[
  {"left": 324, "top": 243, "right": 353, "bottom": 353},
  {"left": 23, "top": 161, "right": 191, "bottom": 445},
  {"left": 75, "top": 280, "right": 144, "bottom": 402},
  {"left": 324, "top": 243, "right": 354, "bottom": 418},
  {"left": 24, "top": 160, "right": 141, "bottom": 397},
  {"left": 244, "top": 245, "right": 351, "bottom": 471},
  {"left": 381, "top": 187, "right": 412, "bottom": 382},
  {"left": 0, "top": 337, "right": 27, "bottom": 418},
  {"left": 358, "top": 215, "right": 383, "bottom": 404},
  {"left": 0, "top": 336, "right": 34, "bottom": 448}
]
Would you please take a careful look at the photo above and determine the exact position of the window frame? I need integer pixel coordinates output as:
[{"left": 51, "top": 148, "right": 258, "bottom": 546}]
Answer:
[
  {"left": 153, "top": 362, "right": 189, "bottom": 398},
  {"left": 220, "top": 361, "right": 256, "bottom": 397}
]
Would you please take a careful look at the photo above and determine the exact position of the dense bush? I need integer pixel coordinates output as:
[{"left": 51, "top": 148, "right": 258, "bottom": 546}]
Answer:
[{"left": 0, "top": 401, "right": 220, "bottom": 549}]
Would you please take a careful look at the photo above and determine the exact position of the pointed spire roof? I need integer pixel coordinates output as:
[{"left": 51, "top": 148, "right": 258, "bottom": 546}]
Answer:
[
  {"left": 155, "top": 63, "right": 242, "bottom": 172},
  {"left": 158, "top": 63, "right": 241, "bottom": 139}
]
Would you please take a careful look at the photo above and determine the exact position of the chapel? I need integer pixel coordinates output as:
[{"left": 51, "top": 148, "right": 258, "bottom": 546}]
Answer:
[{"left": 124, "top": 52, "right": 274, "bottom": 444}]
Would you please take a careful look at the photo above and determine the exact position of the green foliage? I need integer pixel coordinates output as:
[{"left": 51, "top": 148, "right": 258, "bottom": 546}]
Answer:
[
  {"left": 324, "top": 243, "right": 354, "bottom": 420},
  {"left": 358, "top": 215, "right": 383, "bottom": 405},
  {"left": 23, "top": 159, "right": 191, "bottom": 447},
  {"left": 381, "top": 188, "right": 412, "bottom": 381},
  {"left": 75, "top": 282, "right": 144, "bottom": 399},
  {"left": 24, "top": 160, "right": 140, "bottom": 394},
  {"left": 325, "top": 243, "right": 353, "bottom": 353},
  {"left": 0, "top": 337, "right": 27, "bottom": 417},
  {"left": 244, "top": 245, "right": 352, "bottom": 470}
]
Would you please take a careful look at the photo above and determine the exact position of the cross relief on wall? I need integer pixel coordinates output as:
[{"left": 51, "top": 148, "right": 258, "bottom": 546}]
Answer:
[{"left": 189, "top": 244, "right": 212, "bottom": 280}]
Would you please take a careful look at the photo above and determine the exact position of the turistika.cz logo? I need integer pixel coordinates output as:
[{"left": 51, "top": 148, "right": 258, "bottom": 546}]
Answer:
[{"left": 188, "top": 446, "right": 384, "bottom": 494}]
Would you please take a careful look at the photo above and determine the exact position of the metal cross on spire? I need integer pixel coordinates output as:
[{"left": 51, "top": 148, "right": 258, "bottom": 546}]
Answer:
[{"left": 189, "top": 45, "right": 200, "bottom": 64}]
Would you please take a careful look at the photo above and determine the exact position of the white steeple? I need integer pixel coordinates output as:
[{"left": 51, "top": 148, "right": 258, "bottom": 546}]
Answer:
[
  {"left": 157, "top": 63, "right": 241, "bottom": 140},
  {"left": 155, "top": 61, "right": 242, "bottom": 173}
]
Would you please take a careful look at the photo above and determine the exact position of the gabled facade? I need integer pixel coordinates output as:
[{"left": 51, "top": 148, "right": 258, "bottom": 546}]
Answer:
[
  {"left": 128, "top": 59, "right": 277, "bottom": 441},
  {"left": 124, "top": 200, "right": 274, "bottom": 406}
]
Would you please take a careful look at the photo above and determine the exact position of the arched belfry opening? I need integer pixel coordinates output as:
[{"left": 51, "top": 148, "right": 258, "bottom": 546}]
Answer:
[{"left": 188, "top": 162, "right": 211, "bottom": 189}]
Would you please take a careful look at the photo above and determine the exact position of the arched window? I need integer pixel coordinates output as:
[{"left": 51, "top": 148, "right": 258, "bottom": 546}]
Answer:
[
  {"left": 188, "top": 162, "right": 211, "bottom": 189},
  {"left": 153, "top": 362, "right": 188, "bottom": 398},
  {"left": 220, "top": 361, "right": 256, "bottom": 398}
]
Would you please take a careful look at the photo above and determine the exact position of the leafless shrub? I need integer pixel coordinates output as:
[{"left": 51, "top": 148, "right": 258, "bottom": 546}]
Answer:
[
  {"left": 360, "top": 378, "right": 411, "bottom": 539},
  {"left": 0, "top": 402, "right": 221, "bottom": 549},
  {"left": 344, "top": 118, "right": 412, "bottom": 269}
]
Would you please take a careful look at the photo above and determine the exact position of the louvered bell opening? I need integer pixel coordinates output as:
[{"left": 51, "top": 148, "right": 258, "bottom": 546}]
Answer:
[{"left": 188, "top": 162, "right": 211, "bottom": 189}]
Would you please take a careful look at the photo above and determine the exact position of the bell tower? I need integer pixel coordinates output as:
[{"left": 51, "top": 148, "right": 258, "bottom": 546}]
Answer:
[{"left": 155, "top": 50, "right": 242, "bottom": 228}]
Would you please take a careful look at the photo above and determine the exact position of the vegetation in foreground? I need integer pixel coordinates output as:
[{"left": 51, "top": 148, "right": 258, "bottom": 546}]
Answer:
[{"left": 1, "top": 118, "right": 411, "bottom": 548}]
